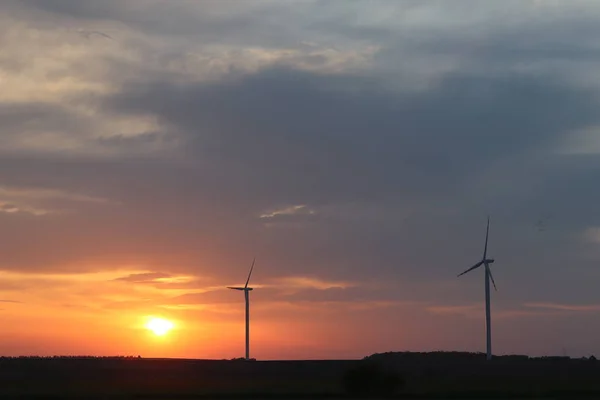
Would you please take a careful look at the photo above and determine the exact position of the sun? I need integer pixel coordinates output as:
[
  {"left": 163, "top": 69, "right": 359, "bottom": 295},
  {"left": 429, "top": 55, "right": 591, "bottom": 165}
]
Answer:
[{"left": 145, "top": 317, "right": 174, "bottom": 336}]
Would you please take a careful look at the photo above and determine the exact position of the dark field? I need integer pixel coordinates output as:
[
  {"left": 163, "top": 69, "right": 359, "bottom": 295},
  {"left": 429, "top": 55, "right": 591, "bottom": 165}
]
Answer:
[{"left": 0, "top": 352, "right": 599, "bottom": 399}]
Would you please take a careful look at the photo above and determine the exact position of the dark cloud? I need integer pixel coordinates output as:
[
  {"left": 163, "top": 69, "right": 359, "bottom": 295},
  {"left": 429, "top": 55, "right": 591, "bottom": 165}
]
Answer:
[
  {"left": 18, "top": 0, "right": 122, "bottom": 20},
  {"left": 0, "top": 102, "right": 84, "bottom": 139},
  {"left": 92, "top": 65, "right": 600, "bottom": 285},
  {"left": 19, "top": 0, "right": 310, "bottom": 46},
  {"left": 107, "top": 67, "right": 600, "bottom": 207},
  {"left": 2, "top": 63, "right": 600, "bottom": 294}
]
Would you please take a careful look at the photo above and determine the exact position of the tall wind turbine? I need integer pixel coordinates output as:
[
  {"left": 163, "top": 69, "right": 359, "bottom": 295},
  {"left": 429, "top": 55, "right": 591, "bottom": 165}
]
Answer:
[
  {"left": 227, "top": 258, "right": 255, "bottom": 360},
  {"left": 457, "top": 216, "right": 497, "bottom": 361}
]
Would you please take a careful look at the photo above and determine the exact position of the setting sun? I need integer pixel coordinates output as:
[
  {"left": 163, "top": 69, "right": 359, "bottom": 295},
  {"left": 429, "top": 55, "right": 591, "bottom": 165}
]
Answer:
[{"left": 145, "top": 318, "right": 174, "bottom": 336}]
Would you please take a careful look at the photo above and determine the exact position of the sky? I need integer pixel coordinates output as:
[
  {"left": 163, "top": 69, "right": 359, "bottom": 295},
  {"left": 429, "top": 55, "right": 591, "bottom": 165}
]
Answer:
[{"left": 1, "top": 0, "right": 600, "bottom": 360}]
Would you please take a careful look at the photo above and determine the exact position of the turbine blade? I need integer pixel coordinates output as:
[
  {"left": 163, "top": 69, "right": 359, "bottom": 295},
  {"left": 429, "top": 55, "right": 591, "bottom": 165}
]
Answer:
[
  {"left": 487, "top": 266, "right": 498, "bottom": 291},
  {"left": 483, "top": 216, "right": 490, "bottom": 259},
  {"left": 457, "top": 260, "right": 484, "bottom": 277},
  {"left": 227, "top": 287, "right": 245, "bottom": 291},
  {"left": 245, "top": 257, "right": 255, "bottom": 289}
]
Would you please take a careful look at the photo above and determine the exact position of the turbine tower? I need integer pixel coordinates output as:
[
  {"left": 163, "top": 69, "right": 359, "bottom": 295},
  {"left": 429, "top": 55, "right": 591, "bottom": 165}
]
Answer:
[
  {"left": 457, "top": 216, "right": 497, "bottom": 361},
  {"left": 227, "top": 258, "right": 255, "bottom": 360}
]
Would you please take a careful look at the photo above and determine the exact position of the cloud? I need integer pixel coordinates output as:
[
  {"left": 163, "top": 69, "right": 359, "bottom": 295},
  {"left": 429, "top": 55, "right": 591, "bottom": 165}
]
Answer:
[
  {"left": 93, "top": 59, "right": 600, "bottom": 287},
  {"left": 259, "top": 204, "right": 315, "bottom": 219},
  {"left": 269, "top": 276, "right": 354, "bottom": 290},
  {"left": 106, "top": 66, "right": 600, "bottom": 211},
  {"left": 3, "top": 1, "right": 600, "bottom": 282},
  {"left": 0, "top": 202, "right": 50, "bottom": 216},
  {"left": 0, "top": 184, "right": 113, "bottom": 217},
  {"left": 163, "top": 276, "right": 393, "bottom": 312},
  {"left": 0, "top": 185, "right": 109, "bottom": 204},
  {"left": 114, "top": 272, "right": 174, "bottom": 283},
  {"left": 0, "top": 269, "right": 214, "bottom": 323},
  {"left": 113, "top": 272, "right": 198, "bottom": 285},
  {"left": 524, "top": 302, "right": 600, "bottom": 312},
  {"left": 112, "top": 271, "right": 209, "bottom": 291},
  {"left": 4, "top": 0, "right": 600, "bottom": 358}
]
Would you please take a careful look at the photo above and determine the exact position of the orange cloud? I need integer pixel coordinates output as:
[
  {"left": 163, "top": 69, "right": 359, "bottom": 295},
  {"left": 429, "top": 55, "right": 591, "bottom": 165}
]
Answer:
[
  {"left": 0, "top": 185, "right": 109, "bottom": 203},
  {"left": 268, "top": 276, "right": 355, "bottom": 290}
]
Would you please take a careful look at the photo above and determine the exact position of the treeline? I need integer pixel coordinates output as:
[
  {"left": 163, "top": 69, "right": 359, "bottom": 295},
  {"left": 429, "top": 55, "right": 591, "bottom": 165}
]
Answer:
[
  {"left": 0, "top": 355, "right": 142, "bottom": 360},
  {"left": 365, "top": 351, "right": 597, "bottom": 362},
  {"left": 0, "top": 354, "right": 598, "bottom": 397}
]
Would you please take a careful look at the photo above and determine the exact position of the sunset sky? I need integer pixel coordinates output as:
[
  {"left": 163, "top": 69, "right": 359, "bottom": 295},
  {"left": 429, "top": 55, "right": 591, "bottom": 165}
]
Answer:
[{"left": 1, "top": 0, "right": 600, "bottom": 360}]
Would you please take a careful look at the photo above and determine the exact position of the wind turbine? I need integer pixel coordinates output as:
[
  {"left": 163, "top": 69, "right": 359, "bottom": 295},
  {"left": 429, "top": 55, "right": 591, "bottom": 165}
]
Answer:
[
  {"left": 457, "top": 216, "right": 497, "bottom": 361},
  {"left": 227, "top": 258, "right": 256, "bottom": 360}
]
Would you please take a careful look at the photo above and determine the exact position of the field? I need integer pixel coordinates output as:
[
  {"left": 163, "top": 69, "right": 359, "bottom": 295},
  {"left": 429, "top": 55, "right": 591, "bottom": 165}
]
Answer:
[{"left": 0, "top": 352, "right": 598, "bottom": 398}]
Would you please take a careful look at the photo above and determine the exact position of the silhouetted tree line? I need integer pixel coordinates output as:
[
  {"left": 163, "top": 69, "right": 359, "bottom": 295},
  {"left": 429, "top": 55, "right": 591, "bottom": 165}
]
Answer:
[
  {"left": 364, "top": 351, "right": 597, "bottom": 363},
  {"left": 338, "top": 351, "right": 599, "bottom": 397},
  {"left": 0, "top": 355, "right": 142, "bottom": 360},
  {"left": 0, "top": 353, "right": 598, "bottom": 397}
]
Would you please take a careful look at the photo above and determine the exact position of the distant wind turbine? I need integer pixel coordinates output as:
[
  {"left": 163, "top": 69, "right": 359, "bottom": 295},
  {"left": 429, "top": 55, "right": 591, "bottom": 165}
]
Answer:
[
  {"left": 227, "top": 258, "right": 256, "bottom": 360},
  {"left": 457, "top": 216, "right": 497, "bottom": 361}
]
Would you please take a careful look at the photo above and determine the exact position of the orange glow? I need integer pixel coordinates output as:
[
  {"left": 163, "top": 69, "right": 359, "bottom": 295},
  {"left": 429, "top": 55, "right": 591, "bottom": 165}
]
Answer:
[{"left": 0, "top": 267, "right": 464, "bottom": 359}]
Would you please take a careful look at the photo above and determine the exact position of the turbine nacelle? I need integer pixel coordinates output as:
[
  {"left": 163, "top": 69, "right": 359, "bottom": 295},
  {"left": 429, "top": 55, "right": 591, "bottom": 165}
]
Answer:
[{"left": 485, "top": 259, "right": 495, "bottom": 264}]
